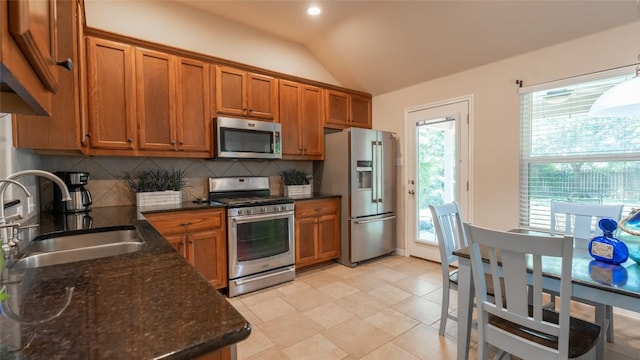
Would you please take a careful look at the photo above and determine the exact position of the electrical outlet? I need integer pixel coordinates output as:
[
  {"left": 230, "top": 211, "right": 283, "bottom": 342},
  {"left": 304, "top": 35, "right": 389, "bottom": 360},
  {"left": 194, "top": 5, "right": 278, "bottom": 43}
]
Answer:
[{"left": 27, "top": 197, "right": 36, "bottom": 214}]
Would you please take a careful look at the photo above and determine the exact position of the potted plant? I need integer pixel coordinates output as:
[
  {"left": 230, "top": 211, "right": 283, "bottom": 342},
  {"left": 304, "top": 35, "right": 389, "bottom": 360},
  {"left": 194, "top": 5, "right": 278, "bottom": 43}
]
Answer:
[
  {"left": 124, "top": 168, "right": 186, "bottom": 210},
  {"left": 281, "top": 170, "right": 312, "bottom": 197}
]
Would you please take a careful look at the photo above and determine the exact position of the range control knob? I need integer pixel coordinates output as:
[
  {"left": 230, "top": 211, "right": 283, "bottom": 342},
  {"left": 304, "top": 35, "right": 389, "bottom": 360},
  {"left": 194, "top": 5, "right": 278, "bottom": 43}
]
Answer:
[
  {"left": 280, "top": 205, "right": 288, "bottom": 211},
  {"left": 245, "top": 209, "right": 252, "bottom": 215},
  {"left": 237, "top": 209, "right": 243, "bottom": 215},
  {"left": 261, "top": 207, "right": 267, "bottom": 213}
]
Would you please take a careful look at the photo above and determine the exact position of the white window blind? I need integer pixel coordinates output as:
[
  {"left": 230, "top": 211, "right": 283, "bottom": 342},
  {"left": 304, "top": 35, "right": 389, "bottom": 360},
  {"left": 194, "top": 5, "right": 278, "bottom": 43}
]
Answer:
[{"left": 519, "top": 69, "right": 640, "bottom": 231}]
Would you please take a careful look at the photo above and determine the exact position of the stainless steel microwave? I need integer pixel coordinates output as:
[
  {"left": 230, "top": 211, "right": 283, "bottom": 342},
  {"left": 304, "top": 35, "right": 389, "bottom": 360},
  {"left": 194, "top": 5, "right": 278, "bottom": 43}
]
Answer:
[{"left": 214, "top": 116, "right": 282, "bottom": 159}]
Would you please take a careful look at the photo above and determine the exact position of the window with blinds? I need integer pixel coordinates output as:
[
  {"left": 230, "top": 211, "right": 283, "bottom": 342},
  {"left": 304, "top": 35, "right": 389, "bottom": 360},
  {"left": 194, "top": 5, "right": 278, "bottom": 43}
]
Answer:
[{"left": 519, "top": 69, "right": 640, "bottom": 230}]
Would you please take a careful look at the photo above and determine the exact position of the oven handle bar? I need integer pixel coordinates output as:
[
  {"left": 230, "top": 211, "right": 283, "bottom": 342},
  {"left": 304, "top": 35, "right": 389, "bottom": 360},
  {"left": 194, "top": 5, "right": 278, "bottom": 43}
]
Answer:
[
  {"left": 354, "top": 215, "right": 397, "bottom": 225},
  {"left": 231, "top": 210, "right": 294, "bottom": 224},
  {"left": 231, "top": 266, "right": 295, "bottom": 285}
]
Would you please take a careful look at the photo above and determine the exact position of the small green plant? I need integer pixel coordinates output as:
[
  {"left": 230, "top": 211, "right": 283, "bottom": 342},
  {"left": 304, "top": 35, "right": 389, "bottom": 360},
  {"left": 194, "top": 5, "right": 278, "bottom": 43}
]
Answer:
[
  {"left": 281, "top": 170, "right": 311, "bottom": 185},
  {"left": 124, "top": 168, "right": 187, "bottom": 193}
]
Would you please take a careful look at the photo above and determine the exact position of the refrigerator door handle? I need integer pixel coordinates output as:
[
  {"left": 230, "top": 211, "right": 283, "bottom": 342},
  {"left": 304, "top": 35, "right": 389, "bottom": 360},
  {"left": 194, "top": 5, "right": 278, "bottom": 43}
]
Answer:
[
  {"left": 371, "top": 141, "right": 379, "bottom": 203},
  {"left": 377, "top": 140, "right": 384, "bottom": 203},
  {"left": 354, "top": 215, "right": 397, "bottom": 224}
]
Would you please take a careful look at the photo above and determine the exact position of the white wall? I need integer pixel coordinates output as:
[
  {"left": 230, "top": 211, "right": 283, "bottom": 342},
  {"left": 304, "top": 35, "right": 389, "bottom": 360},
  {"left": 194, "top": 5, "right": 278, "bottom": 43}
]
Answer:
[
  {"left": 373, "top": 21, "right": 640, "bottom": 250},
  {"left": 83, "top": 0, "right": 339, "bottom": 85}
]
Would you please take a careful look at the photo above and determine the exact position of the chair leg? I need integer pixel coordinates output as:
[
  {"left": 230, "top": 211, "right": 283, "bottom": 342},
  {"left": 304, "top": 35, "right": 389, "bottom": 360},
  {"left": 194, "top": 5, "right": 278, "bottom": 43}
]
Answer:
[
  {"left": 606, "top": 305, "right": 614, "bottom": 343},
  {"left": 594, "top": 304, "right": 606, "bottom": 359},
  {"left": 439, "top": 283, "right": 450, "bottom": 336}
]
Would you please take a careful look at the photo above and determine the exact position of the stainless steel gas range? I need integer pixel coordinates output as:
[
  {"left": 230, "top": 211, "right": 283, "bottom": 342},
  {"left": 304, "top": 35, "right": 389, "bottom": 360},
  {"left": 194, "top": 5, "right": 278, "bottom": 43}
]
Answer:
[{"left": 208, "top": 177, "right": 295, "bottom": 297}]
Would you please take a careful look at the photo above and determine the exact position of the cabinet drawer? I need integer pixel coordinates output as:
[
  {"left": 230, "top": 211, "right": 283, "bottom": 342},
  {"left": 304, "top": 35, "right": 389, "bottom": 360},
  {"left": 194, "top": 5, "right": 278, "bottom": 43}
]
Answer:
[
  {"left": 145, "top": 208, "right": 224, "bottom": 234},
  {"left": 295, "top": 198, "right": 339, "bottom": 218}
]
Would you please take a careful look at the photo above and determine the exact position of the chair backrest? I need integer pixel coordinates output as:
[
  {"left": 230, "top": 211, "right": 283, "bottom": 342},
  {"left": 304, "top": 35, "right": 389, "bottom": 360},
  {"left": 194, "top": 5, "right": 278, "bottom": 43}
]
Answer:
[
  {"left": 430, "top": 202, "right": 467, "bottom": 268},
  {"left": 464, "top": 223, "right": 574, "bottom": 359},
  {"left": 550, "top": 201, "right": 623, "bottom": 239}
]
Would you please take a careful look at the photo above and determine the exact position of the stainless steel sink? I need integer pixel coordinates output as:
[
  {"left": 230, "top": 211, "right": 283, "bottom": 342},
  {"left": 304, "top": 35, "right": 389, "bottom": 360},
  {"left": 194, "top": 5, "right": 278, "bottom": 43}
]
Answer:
[{"left": 10, "top": 226, "right": 144, "bottom": 270}]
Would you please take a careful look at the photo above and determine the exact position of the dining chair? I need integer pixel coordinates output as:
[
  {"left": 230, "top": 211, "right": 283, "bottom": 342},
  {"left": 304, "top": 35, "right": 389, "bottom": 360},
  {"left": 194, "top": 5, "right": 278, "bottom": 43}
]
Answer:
[
  {"left": 464, "top": 223, "right": 601, "bottom": 359},
  {"left": 550, "top": 200, "right": 623, "bottom": 342},
  {"left": 430, "top": 201, "right": 502, "bottom": 336},
  {"left": 430, "top": 202, "right": 467, "bottom": 336}
]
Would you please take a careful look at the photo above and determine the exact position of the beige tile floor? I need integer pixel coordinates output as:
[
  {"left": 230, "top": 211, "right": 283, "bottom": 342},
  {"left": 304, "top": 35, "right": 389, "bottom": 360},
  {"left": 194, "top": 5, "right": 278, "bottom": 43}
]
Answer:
[{"left": 227, "top": 255, "right": 640, "bottom": 359}]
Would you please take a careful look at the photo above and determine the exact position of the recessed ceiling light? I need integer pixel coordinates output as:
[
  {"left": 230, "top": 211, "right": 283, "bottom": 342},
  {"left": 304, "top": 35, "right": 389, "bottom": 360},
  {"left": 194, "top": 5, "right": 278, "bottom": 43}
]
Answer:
[{"left": 307, "top": 6, "right": 321, "bottom": 16}]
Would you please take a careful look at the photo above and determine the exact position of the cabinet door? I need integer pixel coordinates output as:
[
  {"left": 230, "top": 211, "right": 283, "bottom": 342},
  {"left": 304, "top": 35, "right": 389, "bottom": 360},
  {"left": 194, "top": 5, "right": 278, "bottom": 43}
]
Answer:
[
  {"left": 279, "top": 80, "right": 302, "bottom": 156},
  {"left": 136, "top": 48, "right": 176, "bottom": 151},
  {"left": 188, "top": 229, "right": 227, "bottom": 289},
  {"left": 325, "top": 89, "right": 350, "bottom": 128},
  {"left": 295, "top": 216, "right": 318, "bottom": 267},
  {"left": 216, "top": 66, "right": 246, "bottom": 117},
  {"left": 176, "top": 57, "right": 211, "bottom": 154},
  {"left": 86, "top": 37, "right": 136, "bottom": 150},
  {"left": 318, "top": 213, "right": 340, "bottom": 260},
  {"left": 247, "top": 72, "right": 277, "bottom": 120},
  {"left": 8, "top": 0, "right": 58, "bottom": 93},
  {"left": 350, "top": 93, "right": 372, "bottom": 129},
  {"left": 300, "top": 84, "right": 324, "bottom": 158},
  {"left": 12, "top": 0, "right": 88, "bottom": 151},
  {"left": 165, "top": 234, "right": 187, "bottom": 258}
]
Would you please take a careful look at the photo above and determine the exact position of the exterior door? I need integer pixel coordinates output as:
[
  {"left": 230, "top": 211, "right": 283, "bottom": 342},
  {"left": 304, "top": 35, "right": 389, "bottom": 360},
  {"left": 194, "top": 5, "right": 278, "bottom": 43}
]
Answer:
[{"left": 406, "top": 99, "right": 471, "bottom": 262}]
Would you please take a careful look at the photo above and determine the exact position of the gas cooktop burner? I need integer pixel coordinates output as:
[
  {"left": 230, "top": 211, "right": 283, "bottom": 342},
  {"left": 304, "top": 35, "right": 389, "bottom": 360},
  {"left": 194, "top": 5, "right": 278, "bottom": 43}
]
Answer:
[
  {"left": 210, "top": 195, "right": 294, "bottom": 208},
  {"left": 208, "top": 176, "right": 295, "bottom": 208}
]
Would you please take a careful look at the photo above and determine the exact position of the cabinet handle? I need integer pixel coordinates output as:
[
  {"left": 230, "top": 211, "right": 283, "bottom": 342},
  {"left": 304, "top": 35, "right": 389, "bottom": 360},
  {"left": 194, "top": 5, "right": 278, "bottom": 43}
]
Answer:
[
  {"left": 180, "top": 222, "right": 192, "bottom": 227},
  {"left": 56, "top": 58, "right": 73, "bottom": 71},
  {"left": 86, "top": 132, "right": 91, "bottom": 138}
]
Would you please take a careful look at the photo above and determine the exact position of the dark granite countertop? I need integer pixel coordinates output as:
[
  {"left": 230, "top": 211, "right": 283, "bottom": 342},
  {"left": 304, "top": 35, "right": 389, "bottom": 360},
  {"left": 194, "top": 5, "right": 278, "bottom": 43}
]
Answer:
[
  {"left": 0, "top": 206, "right": 250, "bottom": 359},
  {"left": 289, "top": 193, "right": 341, "bottom": 201}
]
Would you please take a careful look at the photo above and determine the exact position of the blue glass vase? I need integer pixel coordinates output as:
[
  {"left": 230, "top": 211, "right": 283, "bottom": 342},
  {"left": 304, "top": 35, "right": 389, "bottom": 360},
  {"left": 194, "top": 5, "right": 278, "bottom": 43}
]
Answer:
[{"left": 588, "top": 218, "right": 628, "bottom": 265}]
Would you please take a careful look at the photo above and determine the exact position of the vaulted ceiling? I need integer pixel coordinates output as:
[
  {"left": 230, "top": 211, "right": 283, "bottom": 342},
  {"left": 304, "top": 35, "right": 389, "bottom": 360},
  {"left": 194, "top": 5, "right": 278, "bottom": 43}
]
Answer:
[{"left": 174, "top": 1, "right": 640, "bottom": 96}]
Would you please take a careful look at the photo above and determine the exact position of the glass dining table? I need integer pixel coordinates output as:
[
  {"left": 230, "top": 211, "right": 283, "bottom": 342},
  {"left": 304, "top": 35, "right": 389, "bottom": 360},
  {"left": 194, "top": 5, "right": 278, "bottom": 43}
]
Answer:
[{"left": 452, "top": 229, "right": 640, "bottom": 360}]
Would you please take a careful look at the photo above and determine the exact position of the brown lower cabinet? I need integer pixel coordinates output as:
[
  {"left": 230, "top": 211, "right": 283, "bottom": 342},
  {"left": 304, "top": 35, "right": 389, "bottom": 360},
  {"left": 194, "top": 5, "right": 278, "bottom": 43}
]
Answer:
[
  {"left": 194, "top": 346, "right": 232, "bottom": 360},
  {"left": 295, "top": 198, "right": 341, "bottom": 269},
  {"left": 145, "top": 208, "right": 227, "bottom": 289}
]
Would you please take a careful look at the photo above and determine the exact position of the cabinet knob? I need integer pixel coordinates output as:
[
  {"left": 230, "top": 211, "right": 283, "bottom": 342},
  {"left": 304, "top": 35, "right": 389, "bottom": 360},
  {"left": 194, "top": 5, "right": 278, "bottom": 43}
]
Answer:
[
  {"left": 179, "top": 141, "right": 184, "bottom": 145},
  {"left": 127, "top": 138, "right": 133, "bottom": 143},
  {"left": 180, "top": 240, "right": 185, "bottom": 247},
  {"left": 86, "top": 132, "right": 92, "bottom": 138},
  {"left": 170, "top": 141, "right": 176, "bottom": 145},
  {"left": 56, "top": 58, "right": 73, "bottom": 71},
  {"left": 189, "top": 240, "right": 194, "bottom": 245}
]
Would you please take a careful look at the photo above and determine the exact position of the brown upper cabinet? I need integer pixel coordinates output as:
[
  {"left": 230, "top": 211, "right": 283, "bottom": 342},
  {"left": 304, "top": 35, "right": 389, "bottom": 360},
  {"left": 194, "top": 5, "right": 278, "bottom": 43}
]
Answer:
[
  {"left": 325, "top": 89, "right": 372, "bottom": 129},
  {"left": 135, "top": 49, "right": 212, "bottom": 155},
  {"left": 84, "top": 37, "right": 212, "bottom": 157},
  {"left": 1, "top": 0, "right": 71, "bottom": 115},
  {"left": 279, "top": 80, "right": 324, "bottom": 160},
  {"left": 86, "top": 36, "right": 137, "bottom": 152},
  {"left": 13, "top": 0, "right": 89, "bottom": 152},
  {"left": 215, "top": 65, "right": 278, "bottom": 121}
]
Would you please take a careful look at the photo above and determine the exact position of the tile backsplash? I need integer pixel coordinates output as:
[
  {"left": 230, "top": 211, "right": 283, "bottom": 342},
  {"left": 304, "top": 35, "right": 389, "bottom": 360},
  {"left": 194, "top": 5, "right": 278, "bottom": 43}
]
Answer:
[{"left": 37, "top": 154, "right": 312, "bottom": 208}]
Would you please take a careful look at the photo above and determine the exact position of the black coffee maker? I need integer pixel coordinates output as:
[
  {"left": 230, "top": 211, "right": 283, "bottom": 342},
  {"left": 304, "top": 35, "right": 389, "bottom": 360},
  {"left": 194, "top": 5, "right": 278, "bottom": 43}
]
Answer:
[{"left": 53, "top": 171, "right": 93, "bottom": 213}]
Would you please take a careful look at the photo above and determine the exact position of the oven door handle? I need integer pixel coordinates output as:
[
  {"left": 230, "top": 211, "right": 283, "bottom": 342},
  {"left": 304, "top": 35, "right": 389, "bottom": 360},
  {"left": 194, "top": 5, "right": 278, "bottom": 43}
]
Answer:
[{"left": 231, "top": 211, "right": 294, "bottom": 224}]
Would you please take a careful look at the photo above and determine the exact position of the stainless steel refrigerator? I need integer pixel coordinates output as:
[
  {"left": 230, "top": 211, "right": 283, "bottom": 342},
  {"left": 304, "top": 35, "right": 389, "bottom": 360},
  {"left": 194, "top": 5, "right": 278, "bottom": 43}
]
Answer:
[{"left": 319, "top": 127, "right": 397, "bottom": 267}]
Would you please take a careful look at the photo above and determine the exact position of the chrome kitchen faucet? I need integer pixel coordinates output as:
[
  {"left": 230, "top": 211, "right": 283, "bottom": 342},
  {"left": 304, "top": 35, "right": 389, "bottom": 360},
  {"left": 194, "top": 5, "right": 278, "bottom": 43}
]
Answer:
[{"left": 0, "top": 170, "right": 71, "bottom": 252}]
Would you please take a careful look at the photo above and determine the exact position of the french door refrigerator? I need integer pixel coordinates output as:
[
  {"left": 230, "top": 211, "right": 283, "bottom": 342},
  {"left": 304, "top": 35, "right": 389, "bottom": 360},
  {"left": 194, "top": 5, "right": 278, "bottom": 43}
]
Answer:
[{"left": 319, "top": 127, "right": 397, "bottom": 267}]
